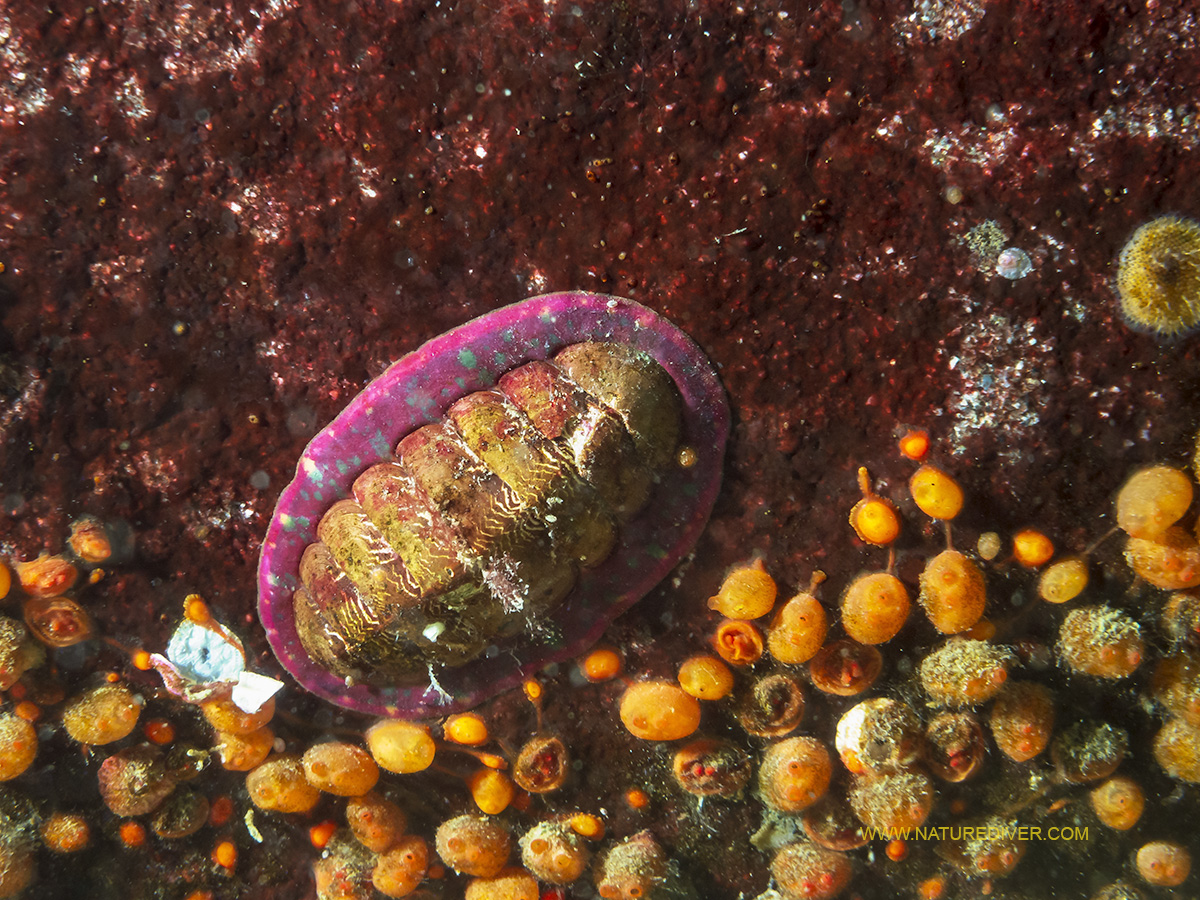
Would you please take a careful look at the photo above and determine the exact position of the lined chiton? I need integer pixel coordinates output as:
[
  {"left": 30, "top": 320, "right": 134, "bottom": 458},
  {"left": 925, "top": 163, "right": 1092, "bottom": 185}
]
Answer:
[{"left": 258, "top": 292, "right": 728, "bottom": 717}]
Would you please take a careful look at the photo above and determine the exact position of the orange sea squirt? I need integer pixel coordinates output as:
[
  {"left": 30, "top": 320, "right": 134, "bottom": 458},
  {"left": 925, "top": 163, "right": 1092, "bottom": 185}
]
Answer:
[
  {"left": 841, "top": 572, "right": 910, "bottom": 645},
  {"left": 246, "top": 754, "right": 321, "bottom": 814},
  {"left": 302, "top": 741, "right": 380, "bottom": 796},
  {"left": 435, "top": 814, "right": 511, "bottom": 877},
  {"left": 1038, "top": 556, "right": 1088, "bottom": 604},
  {"left": 678, "top": 654, "right": 734, "bottom": 700},
  {"left": 768, "top": 579, "right": 829, "bottom": 665},
  {"left": 918, "top": 550, "right": 986, "bottom": 635},
  {"left": 464, "top": 867, "right": 539, "bottom": 900},
  {"left": 712, "top": 618, "right": 764, "bottom": 666},
  {"left": 910, "top": 465, "right": 964, "bottom": 520},
  {"left": 1090, "top": 776, "right": 1145, "bottom": 830},
  {"left": 1116, "top": 465, "right": 1193, "bottom": 540},
  {"left": 1125, "top": 527, "right": 1200, "bottom": 590},
  {"left": 620, "top": 680, "right": 702, "bottom": 741},
  {"left": 758, "top": 736, "right": 833, "bottom": 813},
  {"left": 366, "top": 720, "right": 436, "bottom": 773},
  {"left": 347, "top": 791, "right": 408, "bottom": 853},
  {"left": 850, "top": 467, "right": 900, "bottom": 545},
  {"left": 708, "top": 559, "right": 777, "bottom": 619},
  {"left": 373, "top": 834, "right": 429, "bottom": 898}
]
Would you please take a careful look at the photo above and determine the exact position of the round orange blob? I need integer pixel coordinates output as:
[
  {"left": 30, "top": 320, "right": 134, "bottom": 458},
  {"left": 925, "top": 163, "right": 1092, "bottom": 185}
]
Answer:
[
  {"left": 758, "top": 736, "right": 832, "bottom": 813},
  {"left": 1090, "top": 776, "right": 1145, "bottom": 830},
  {"left": 850, "top": 468, "right": 901, "bottom": 545},
  {"left": 444, "top": 714, "right": 490, "bottom": 747},
  {"left": 579, "top": 646, "right": 623, "bottom": 683},
  {"left": 1137, "top": 840, "right": 1191, "bottom": 887},
  {"left": 898, "top": 428, "right": 930, "bottom": 461},
  {"left": 373, "top": 835, "right": 429, "bottom": 898},
  {"left": 367, "top": 720, "right": 436, "bottom": 774},
  {"left": 910, "top": 465, "right": 964, "bottom": 520},
  {"left": 468, "top": 768, "right": 515, "bottom": 815},
  {"left": 119, "top": 821, "right": 146, "bottom": 848},
  {"left": 246, "top": 755, "right": 321, "bottom": 814},
  {"left": 708, "top": 560, "right": 777, "bottom": 619},
  {"left": 346, "top": 791, "right": 407, "bottom": 853},
  {"left": 1116, "top": 465, "right": 1193, "bottom": 540},
  {"left": 0, "top": 714, "right": 37, "bottom": 781},
  {"left": 40, "top": 812, "right": 91, "bottom": 853},
  {"left": 1038, "top": 557, "right": 1088, "bottom": 603},
  {"left": 1012, "top": 529, "right": 1054, "bottom": 567},
  {"left": 918, "top": 550, "right": 987, "bottom": 635},
  {"left": 677, "top": 654, "right": 735, "bottom": 700},
  {"left": 768, "top": 591, "right": 829, "bottom": 664},
  {"left": 619, "top": 681, "right": 702, "bottom": 741},
  {"left": 1125, "top": 527, "right": 1200, "bottom": 590},
  {"left": 201, "top": 697, "right": 275, "bottom": 736},
  {"left": 214, "top": 726, "right": 275, "bottom": 772},
  {"left": 436, "top": 814, "right": 512, "bottom": 878},
  {"left": 212, "top": 840, "right": 237, "bottom": 869},
  {"left": 625, "top": 788, "right": 650, "bottom": 810},
  {"left": 841, "top": 572, "right": 911, "bottom": 645},
  {"left": 302, "top": 741, "right": 380, "bottom": 796}
]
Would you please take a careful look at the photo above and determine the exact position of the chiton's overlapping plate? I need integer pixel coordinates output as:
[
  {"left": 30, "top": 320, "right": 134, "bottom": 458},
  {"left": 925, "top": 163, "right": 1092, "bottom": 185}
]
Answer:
[{"left": 258, "top": 292, "right": 728, "bottom": 717}]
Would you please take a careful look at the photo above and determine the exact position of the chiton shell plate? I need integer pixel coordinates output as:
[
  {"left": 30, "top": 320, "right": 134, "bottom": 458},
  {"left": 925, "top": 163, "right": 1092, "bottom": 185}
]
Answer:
[{"left": 258, "top": 293, "right": 728, "bottom": 717}]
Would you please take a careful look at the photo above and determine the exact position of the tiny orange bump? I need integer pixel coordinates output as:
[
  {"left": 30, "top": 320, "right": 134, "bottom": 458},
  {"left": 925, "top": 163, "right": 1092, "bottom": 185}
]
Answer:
[
  {"left": 119, "top": 820, "right": 146, "bottom": 848},
  {"left": 850, "top": 467, "right": 901, "bottom": 545},
  {"left": 569, "top": 813, "right": 605, "bottom": 840},
  {"left": 713, "top": 619, "right": 764, "bottom": 666},
  {"left": 105, "top": 671, "right": 121, "bottom": 683},
  {"left": 213, "top": 839, "right": 237, "bottom": 869},
  {"left": 918, "top": 875, "right": 947, "bottom": 900},
  {"left": 131, "top": 650, "right": 152, "bottom": 671},
  {"left": 0, "top": 561, "right": 10, "bottom": 600},
  {"left": 885, "top": 838, "right": 908, "bottom": 862},
  {"left": 309, "top": 819, "right": 338, "bottom": 849},
  {"left": 185, "top": 892, "right": 215, "bottom": 900},
  {"left": 522, "top": 679, "right": 543, "bottom": 703},
  {"left": 625, "top": 788, "right": 650, "bottom": 810},
  {"left": 708, "top": 560, "right": 777, "bottom": 620},
  {"left": 143, "top": 718, "right": 176, "bottom": 745},
  {"left": 445, "top": 713, "right": 490, "bottom": 747},
  {"left": 580, "top": 646, "right": 623, "bottom": 683},
  {"left": 1012, "top": 529, "right": 1054, "bottom": 567},
  {"left": 899, "top": 428, "right": 930, "bottom": 461},
  {"left": 910, "top": 465, "right": 964, "bottom": 521},
  {"left": 13, "top": 701, "right": 39, "bottom": 723},
  {"left": 185, "top": 595, "right": 212, "bottom": 625},
  {"left": 208, "top": 795, "right": 234, "bottom": 828}
]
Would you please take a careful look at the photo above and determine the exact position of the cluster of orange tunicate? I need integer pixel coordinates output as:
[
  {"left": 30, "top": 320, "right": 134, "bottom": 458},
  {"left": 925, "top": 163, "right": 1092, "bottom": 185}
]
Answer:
[
  {"left": 1103, "top": 459, "right": 1200, "bottom": 800},
  {"left": 1118, "top": 465, "right": 1200, "bottom": 588},
  {"left": 604, "top": 432, "right": 1200, "bottom": 899}
]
